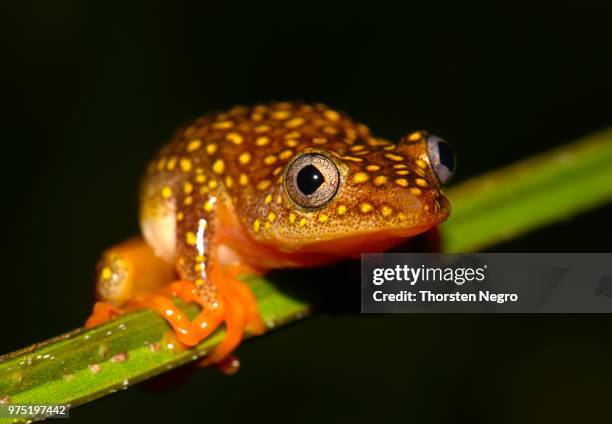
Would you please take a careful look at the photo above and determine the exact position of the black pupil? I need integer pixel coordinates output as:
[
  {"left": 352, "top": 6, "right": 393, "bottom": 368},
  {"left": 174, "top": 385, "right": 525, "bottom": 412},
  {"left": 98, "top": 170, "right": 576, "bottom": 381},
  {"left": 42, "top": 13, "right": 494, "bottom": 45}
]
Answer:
[
  {"left": 297, "top": 165, "right": 324, "bottom": 195},
  {"left": 438, "top": 141, "right": 455, "bottom": 172}
]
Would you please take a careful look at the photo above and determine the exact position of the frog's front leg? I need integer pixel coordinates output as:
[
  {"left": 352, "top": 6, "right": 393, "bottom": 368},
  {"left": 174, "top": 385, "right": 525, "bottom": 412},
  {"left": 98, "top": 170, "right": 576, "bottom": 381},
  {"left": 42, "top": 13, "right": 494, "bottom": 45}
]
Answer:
[{"left": 137, "top": 185, "right": 264, "bottom": 363}]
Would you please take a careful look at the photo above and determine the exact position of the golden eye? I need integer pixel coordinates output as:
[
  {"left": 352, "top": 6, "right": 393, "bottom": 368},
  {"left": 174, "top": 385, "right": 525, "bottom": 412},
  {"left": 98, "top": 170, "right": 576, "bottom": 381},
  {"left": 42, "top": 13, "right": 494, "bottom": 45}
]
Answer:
[{"left": 284, "top": 153, "right": 340, "bottom": 209}]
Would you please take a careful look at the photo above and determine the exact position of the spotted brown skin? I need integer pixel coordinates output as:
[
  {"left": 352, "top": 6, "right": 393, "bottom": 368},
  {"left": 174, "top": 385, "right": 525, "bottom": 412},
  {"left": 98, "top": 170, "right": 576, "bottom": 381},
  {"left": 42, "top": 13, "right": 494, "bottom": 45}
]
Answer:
[
  {"left": 93, "top": 101, "right": 453, "bottom": 363},
  {"left": 141, "top": 101, "right": 450, "bottom": 270}
]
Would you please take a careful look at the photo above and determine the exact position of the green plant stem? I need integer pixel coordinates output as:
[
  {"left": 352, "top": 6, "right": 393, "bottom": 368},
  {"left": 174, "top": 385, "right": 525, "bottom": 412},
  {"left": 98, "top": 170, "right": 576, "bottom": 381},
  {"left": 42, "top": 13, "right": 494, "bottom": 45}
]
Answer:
[
  {"left": 442, "top": 127, "right": 612, "bottom": 252},
  {"left": 0, "top": 277, "right": 309, "bottom": 423},
  {"left": 1, "top": 128, "right": 611, "bottom": 423}
]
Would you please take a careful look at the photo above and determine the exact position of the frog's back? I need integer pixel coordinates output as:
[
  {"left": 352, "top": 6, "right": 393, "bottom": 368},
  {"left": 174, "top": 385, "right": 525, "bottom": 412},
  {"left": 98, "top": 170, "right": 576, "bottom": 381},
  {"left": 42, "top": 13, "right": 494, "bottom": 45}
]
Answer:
[{"left": 145, "top": 101, "right": 380, "bottom": 195}]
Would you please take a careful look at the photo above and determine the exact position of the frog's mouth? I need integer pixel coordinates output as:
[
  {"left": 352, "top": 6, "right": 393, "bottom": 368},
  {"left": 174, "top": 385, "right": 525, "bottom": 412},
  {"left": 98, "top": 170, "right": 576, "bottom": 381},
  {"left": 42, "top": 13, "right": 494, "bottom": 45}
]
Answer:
[
  {"left": 285, "top": 193, "right": 451, "bottom": 258},
  {"left": 293, "top": 224, "right": 435, "bottom": 258}
]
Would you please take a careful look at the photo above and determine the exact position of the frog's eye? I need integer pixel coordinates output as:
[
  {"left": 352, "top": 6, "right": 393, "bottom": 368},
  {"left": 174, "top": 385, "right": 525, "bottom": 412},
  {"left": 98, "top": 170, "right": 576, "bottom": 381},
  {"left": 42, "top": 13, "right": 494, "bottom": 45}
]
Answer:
[
  {"left": 426, "top": 135, "right": 456, "bottom": 184},
  {"left": 285, "top": 153, "right": 340, "bottom": 209}
]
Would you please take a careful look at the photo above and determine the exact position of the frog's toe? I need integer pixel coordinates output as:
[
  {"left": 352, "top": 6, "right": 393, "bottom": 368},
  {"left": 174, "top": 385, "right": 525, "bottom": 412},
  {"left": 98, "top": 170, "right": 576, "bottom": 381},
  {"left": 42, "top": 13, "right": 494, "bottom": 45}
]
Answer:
[
  {"left": 213, "top": 353, "right": 241, "bottom": 375},
  {"left": 84, "top": 302, "right": 124, "bottom": 328},
  {"left": 199, "top": 290, "right": 247, "bottom": 366},
  {"left": 133, "top": 284, "right": 225, "bottom": 347},
  {"left": 228, "top": 277, "right": 266, "bottom": 335}
]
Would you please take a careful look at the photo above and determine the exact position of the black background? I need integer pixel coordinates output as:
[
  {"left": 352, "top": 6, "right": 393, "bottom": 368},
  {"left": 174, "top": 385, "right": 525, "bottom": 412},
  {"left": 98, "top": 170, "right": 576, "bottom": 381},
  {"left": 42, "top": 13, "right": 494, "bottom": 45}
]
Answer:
[{"left": 2, "top": 1, "right": 611, "bottom": 423}]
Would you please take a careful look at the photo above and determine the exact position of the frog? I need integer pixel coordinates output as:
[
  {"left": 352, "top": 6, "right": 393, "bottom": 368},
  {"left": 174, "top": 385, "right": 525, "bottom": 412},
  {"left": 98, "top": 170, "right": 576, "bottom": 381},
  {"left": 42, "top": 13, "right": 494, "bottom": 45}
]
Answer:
[{"left": 85, "top": 101, "right": 455, "bottom": 366}]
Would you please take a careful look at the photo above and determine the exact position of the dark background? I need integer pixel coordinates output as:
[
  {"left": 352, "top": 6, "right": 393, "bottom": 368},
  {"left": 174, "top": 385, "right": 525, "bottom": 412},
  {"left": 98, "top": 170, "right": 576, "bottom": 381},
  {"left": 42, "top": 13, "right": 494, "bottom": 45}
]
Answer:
[{"left": 2, "top": 1, "right": 611, "bottom": 423}]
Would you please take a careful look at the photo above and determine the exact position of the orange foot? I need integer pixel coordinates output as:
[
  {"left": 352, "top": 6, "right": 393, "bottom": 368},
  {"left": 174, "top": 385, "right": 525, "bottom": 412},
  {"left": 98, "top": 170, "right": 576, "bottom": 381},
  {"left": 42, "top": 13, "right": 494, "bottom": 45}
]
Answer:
[
  {"left": 86, "top": 269, "right": 266, "bottom": 366},
  {"left": 85, "top": 302, "right": 123, "bottom": 328}
]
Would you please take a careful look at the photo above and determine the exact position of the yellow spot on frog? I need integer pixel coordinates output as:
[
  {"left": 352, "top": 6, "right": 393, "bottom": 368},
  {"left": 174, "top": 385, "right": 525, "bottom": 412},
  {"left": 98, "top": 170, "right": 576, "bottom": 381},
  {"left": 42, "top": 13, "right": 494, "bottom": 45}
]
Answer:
[
  {"left": 238, "top": 152, "right": 251, "bottom": 165},
  {"left": 323, "top": 110, "right": 341, "bottom": 122},
  {"left": 393, "top": 164, "right": 407, "bottom": 169},
  {"left": 267, "top": 212, "right": 276, "bottom": 222},
  {"left": 299, "top": 218, "right": 307, "bottom": 226},
  {"left": 161, "top": 186, "right": 172, "bottom": 199},
  {"left": 410, "top": 187, "right": 422, "bottom": 196},
  {"left": 409, "top": 132, "right": 422, "bottom": 141},
  {"left": 342, "top": 156, "right": 363, "bottom": 162},
  {"left": 101, "top": 267, "right": 112, "bottom": 280},
  {"left": 265, "top": 194, "right": 273, "bottom": 204},
  {"left": 395, "top": 178, "right": 409, "bottom": 187},
  {"left": 360, "top": 203, "right": 373, "bottom": 213},
  {"left": 271, "top": 110, "right": 290, "bottom": 120},
  {"left": 318, "top": 214, "right": 329, "bottom": 223},
  {"left": 195, "top": 174, "right": 207, "bottom": 184},
  {"left": 177, "top": 211, "right": 184, "bottom": 221},
  {"left": 206, "top": 143, "right": 218, "bottom": 155},
  {"left": 284, "top": 131, "right": 301, "bottom": 139},
  {"left": 208, "top": 180, "right": 218, "bottom": 189},
  {"left": 256, "top": 136, "right": 271, "bottom": 146},
  {"left": 184, "top": 196, "right": 193, "bottom": 205},
  {"left": 312, "top": 137, "right": 327, "bottom": 145},
  {"left": 239, "top": 173, "right": 249, "bottom": 185},
  {"left": 179, "top": 158, "right": 192, "bottom": 173},
  {"left": 345, "top": 128, "right": 357, "bottom": 140},
  {"left": 212, "top": 159, "right": 225, "bottom": 174},
  {"left": 415, "top": 178, "right": 428, "bottom": 187},
  {"left": 337, "top": 205, "right": 348, "bottom": 215},
  {"left": 366, "top": 164, "right": 381, "bottom": 172},
  {"left": 353, "top": 172, "right": 370, "bottom": 183},
  {"left": 382, "top": 206, "right": 393, "bottom": 217},
  {"left": 385, "top": 153, "right": 404, "bottom": 162},
  {"left": 279, "top": 149, "right": 294, "bottom": 160},
  {"left": 187, "top": 139, "right": 202, "bottom": 152},
  {"left": 225, "top": 132, "right": 242, "bottom": 145},
  {"left": 254, "top": 125, "right": 271, "bottom": 134},
  {"left": 225, "top": 176, "right": 234, "bottom": 188},
  {"left": 166, "top": 156, "right": 177, "bottom": 170},
  {"left": 415, "top": 159, "right": 428, "bottom": 169},
  {"left": 373, "top": 175, "right": 388, "bottom": 186},
  {"left": 204, "top": 198, "right": 215, "bottom": 212},
  {"left": 257, "top": 180, "right": 271, "bottom": 191},
  {"left": 285, "top": 117, "right": 305, "bottom": 128},
  {"left": 157, "top": 158, "right": 167, "bottom": 171},
  {"left": 264, "top": 155, "right": 277, "bottom": 165},
  {"left": 186, "top": 232, "right": 197, "bottom": 245},
  {"left": 285, "top": 139, "right": 299, "bottom": 147},
  {"left": 253, "top": 219, "right": 261, "bottom": 232},
  {"left": 212, "top": 120, "right": 234, "bottom": 129},
  {"left": 289, "top": 213, "right": 296, "bottom": 223},
  {"left": 350, "top": 145, "right": 365, "bottom": 152}
]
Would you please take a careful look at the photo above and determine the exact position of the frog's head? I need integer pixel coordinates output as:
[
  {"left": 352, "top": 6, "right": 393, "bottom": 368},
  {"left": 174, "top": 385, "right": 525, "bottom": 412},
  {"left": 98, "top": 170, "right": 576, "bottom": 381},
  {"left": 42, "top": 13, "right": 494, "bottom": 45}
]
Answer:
[{"left": 252, "top": 131, "right": 454, "bottom": 257}]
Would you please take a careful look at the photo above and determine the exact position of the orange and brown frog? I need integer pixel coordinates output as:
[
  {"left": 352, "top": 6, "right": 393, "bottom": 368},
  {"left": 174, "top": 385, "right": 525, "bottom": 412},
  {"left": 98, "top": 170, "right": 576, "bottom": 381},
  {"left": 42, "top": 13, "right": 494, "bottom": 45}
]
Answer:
[{"left": 85, "top": 101, "right": 455, "bottom": 366}]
